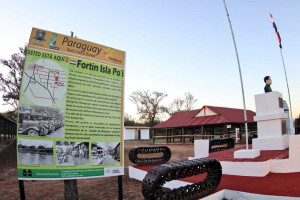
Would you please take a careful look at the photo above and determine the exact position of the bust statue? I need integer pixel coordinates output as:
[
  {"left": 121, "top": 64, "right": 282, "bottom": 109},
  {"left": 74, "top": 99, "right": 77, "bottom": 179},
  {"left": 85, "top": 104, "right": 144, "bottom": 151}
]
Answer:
[{"left": 264, "top": 76, "right": 272, "bottom": 93}]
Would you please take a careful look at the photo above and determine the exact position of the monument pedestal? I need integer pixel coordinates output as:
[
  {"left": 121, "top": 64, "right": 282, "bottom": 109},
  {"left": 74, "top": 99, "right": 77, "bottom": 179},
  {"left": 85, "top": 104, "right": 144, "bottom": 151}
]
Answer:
[
  {"left": 253, "top": 91, "right": 288, "bottom": 150},
  {"left": 252, "top": 135, "right": 289, "bottom": 150},
  {"left": 234, "top": 149, "right": 260, "bottom": 159}
]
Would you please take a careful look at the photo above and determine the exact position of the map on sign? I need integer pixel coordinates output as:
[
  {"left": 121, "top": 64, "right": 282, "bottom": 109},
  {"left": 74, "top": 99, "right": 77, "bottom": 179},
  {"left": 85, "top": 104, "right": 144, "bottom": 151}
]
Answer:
[{"left": 22, "top": 59, "right": 67, "bottom": 106}]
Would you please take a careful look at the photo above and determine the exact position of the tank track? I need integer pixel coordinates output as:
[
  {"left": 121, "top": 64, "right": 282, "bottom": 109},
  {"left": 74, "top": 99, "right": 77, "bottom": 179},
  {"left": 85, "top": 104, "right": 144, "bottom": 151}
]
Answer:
[
  {"left": 129, "top": 146, "right": 171, "bottom": 166},
  {"left": 142, "top": 158, "right": 222, "bottom": 200},
  {"left": 209, "top": 137, "right": 235, "bottom": 153}
]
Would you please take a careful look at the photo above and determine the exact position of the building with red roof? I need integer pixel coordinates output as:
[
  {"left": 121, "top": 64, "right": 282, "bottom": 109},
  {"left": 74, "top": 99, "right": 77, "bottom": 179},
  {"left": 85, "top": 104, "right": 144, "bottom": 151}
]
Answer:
[
  {"left": 151, "top": 105, "right": 257, "bottom": 143},
  {"left": 0, "top": 113, "right": 17, "bottom": 142}
]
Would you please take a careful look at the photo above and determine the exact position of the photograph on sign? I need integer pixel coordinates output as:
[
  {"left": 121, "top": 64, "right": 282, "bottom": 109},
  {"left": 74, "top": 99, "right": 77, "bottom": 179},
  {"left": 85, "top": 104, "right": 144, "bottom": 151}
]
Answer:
[
  {"left": 18, "top": 105, "right": 65, "bottom": 137},
  {"left": 91, "top": 142, "right": 121, "bottom": 165},
  {"left": 56, "top": 141, "right": 89, "bottom": 166},
  {"left": 18, "top": 139, "right": 53, "bottom": 166}
]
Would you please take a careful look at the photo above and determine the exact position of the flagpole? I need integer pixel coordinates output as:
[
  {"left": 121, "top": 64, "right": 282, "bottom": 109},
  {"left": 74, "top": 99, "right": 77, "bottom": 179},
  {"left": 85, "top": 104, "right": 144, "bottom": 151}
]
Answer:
[
  {"left": 279, "top": 48, "right": 293, "bottom": 117},
  {"left": 223, "top": 0, "right": 249, "bottom": 149},
  {"left": 270, "top": 13, "right": 293, "bottom": 118}
]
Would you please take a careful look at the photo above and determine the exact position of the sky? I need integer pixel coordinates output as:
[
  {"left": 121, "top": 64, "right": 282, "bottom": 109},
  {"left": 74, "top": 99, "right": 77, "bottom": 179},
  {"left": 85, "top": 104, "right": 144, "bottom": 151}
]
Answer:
[{"left": 0, "top": 0, "right": 299, "bottom": 120}]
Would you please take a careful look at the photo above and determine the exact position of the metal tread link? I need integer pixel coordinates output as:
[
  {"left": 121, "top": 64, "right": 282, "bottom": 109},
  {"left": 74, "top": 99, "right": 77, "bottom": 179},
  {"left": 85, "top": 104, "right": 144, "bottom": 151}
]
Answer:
[
  {"left": 129, "top": 146, "right": 171, "bottom": 166},
  {"left": 209, "top": 137, "right": 235, "bottom": 153},
  {"left": 142, "top": 158, "right": 222, "bottom": 200}
]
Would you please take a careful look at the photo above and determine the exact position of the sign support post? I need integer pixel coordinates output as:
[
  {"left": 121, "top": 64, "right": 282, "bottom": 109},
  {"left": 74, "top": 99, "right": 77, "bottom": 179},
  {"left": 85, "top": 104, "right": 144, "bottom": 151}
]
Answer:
[
  {"left": 118, "top": 175, "right": 123, "bottom": 200},
  {"left": 64, "top": 180, "right": 78, "bottom": 200},
  {"left": 18, "top": 180, "right": 25, "bottom": 200}
]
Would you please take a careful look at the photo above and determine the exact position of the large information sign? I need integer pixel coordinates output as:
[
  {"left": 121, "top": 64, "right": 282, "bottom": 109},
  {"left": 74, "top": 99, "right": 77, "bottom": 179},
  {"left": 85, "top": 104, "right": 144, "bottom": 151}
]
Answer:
[{"left": 17, "top": 28, "right": 125, "bottom": 180}]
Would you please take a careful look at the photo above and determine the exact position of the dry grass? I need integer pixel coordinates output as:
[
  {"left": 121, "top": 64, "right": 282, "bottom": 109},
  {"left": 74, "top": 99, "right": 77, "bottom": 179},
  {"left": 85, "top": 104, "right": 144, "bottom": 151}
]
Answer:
[{"left": 0, "top": 139, "right": 195, "bottom": 200}]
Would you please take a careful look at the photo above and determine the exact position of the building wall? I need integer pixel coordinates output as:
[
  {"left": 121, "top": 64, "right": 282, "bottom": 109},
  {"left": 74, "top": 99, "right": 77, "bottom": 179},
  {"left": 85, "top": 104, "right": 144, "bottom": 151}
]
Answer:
[
  {"left": 195, "top": 107, "right": 218, "bottom": 117},
  {"left": 125, "top": 128, "right": 150, "bottom": 140},
  {"left": 140, "top": 129, "right": 150, "bottom": 139},
  {"left": 125, "top": 129, "right": 135, "bottom": 140}
]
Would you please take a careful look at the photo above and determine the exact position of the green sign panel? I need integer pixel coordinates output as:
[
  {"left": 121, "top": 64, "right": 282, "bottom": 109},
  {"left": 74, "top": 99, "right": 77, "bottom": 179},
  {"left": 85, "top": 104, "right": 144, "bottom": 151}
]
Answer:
[{"left": 17, "top": 28, "right": 125, "bottom": 180}]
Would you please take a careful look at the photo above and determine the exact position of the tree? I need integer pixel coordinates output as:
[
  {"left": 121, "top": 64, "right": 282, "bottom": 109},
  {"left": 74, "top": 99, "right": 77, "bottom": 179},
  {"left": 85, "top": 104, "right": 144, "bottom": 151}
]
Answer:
[
  {"left": 0, "top": 45, "right": 27, "bottom": 112},
  {"left": 124, "top": 113, "right": 138, "bottom": 126},
  {"left": 1, "top": 110, "right": 18, "bottom": 122},
  {"left": 184, "top": 92, "right": 198, "bottom": 110},
  {"left": 163, "top": 92, "right": 198, "bottom": 117},
  {"left": 129, "top": 90, "right": 167, "bottom": 126},
  {"left": 162, "top": 97, "right": 185, "bottom": 116}
]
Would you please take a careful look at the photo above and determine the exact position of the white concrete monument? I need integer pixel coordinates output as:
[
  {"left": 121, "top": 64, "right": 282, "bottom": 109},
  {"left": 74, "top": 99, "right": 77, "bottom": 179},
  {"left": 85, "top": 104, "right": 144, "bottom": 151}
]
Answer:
[
  {"left": 234, "top": 149, "right": 260, "bottom": 159},
  {"left": 283, "top": 100, "right": 296, "bottom": 135},
  {"left": 252, "top": 91, "right": 289, "bottom": 150},
  {"left": 188, "top": 140, "right": 209, "bottom": 160}
]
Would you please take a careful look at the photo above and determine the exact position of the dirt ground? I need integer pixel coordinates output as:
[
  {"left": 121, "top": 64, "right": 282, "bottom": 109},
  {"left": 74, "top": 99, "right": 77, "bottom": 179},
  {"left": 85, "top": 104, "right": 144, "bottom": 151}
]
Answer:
[{"left": 0, "top": 139, "right": 195, "bottom": 200}]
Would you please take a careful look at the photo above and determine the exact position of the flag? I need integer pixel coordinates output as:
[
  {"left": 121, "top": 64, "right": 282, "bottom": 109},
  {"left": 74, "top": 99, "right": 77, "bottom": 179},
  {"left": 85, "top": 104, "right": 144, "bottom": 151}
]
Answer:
[
  {"left": 270, "top": 13, "right": 282, "bottom": 48},
  {"left": 70, "top": 60, "right": 77, "bottom": 65}
]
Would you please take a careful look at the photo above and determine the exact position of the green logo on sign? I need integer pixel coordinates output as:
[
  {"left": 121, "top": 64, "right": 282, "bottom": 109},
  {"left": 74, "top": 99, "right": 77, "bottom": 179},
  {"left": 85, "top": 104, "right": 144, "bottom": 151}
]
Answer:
[{"left": 49, "top": 33, "right": 59, "bottom": 50}]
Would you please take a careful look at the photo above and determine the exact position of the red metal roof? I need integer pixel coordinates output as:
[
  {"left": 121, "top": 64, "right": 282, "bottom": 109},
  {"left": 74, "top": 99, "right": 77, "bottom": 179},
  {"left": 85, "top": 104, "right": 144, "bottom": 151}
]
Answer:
[{"left": 152, "top": 105, "right": 256, "bottom": 129}]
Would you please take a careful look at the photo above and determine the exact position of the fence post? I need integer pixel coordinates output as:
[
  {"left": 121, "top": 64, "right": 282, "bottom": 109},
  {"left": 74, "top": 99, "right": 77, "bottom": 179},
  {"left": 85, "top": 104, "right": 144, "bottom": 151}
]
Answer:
[{"left": 4, "top": 123, "right": 6, "bottom": 141}]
